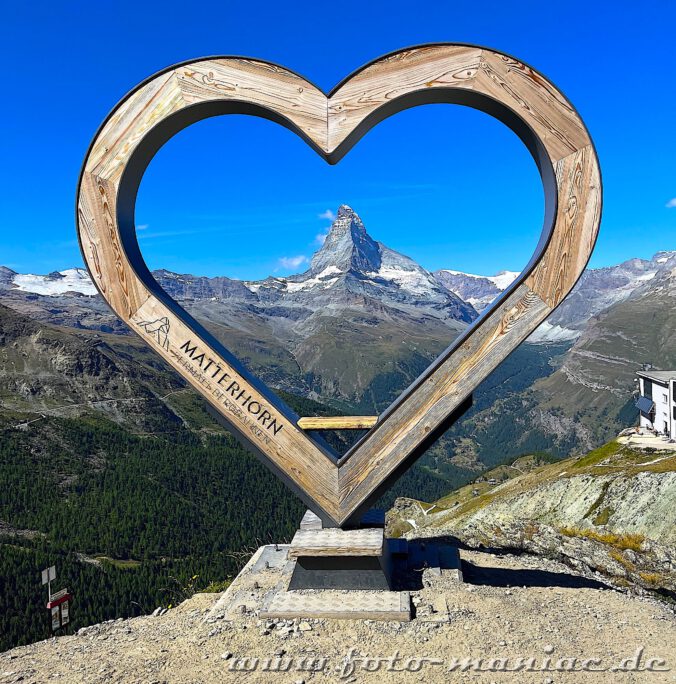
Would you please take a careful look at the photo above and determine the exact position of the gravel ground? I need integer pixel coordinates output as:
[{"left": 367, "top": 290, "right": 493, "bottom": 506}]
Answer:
[{"left": 1, "top": 548, "right": 675, "bottom": 684}]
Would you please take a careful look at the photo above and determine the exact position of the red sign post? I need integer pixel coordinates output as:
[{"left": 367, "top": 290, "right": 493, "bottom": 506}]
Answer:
[
  {"left": 41, "top": 566, "right": 72, "bottom": 633},
  {"left": 47, "top": 589, "right": 72, "bottom": 632}
]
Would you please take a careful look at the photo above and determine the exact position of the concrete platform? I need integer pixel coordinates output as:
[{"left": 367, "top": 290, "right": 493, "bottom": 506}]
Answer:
[
  {"left": 206, "top": 527, "right": 462, "bottom": 622},
  {"left": 261, "top": 590, "right": 411, "bottom": 621},
  {"left": 207, "top": 544, "right": 412, "bottom": 622}
]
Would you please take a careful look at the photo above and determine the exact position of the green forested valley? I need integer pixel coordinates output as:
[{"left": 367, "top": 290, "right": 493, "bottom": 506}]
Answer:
[{"left": 0, "top": 387, "right": 463, "bottom": 651}]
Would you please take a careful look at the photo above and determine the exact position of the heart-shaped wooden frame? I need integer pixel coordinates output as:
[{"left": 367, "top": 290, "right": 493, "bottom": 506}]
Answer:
[{"left": 77, "top": 44, "right": 601, "bottom": 527}]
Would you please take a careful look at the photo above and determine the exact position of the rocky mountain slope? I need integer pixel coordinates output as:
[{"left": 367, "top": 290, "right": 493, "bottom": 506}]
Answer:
[
  {"left": 391, "top": 436, "right": 676, "bottom": 595},
  {"left": 440, "top": 252, "right": 676, "bottom": 459},
  {"left": 529, "top": 253, "right": 676, "bottom": 448},
  {"left": 1, "top": 206, "right": 477, "bottom": 406},
  {"left": 0, "top": 303, "right": 183, "bottom": 431},
  {"left": 538, "top": 251, "right": 674, "bottom": 341},
  {"left": 436, "top": 250, "right": 675, "bottom": 344}
]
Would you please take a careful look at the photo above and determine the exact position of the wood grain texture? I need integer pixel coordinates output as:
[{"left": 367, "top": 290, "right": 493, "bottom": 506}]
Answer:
[
  {"left": 338, "top": 284, "right": 551, "bottom": 514},
  {"left": 175, "top": 60, "right": 327, "bottom": 149},
  {"left": 298, "top": 416, "right": 378, "bottom": 430},
  {"left": 76, "top": 45, "right": 601, "bottom": 527},
  {"left": 525, "top": 145, "right": 602, "bottom": 306},
  {"left": 473, "top": 51, "right": 589, "bottom": 162},
  {"left": 289, "top": 528, "right": 384, "bottom": 557},
  {"left": 328, "top": 45, "right": 482, "bottom": 152}
]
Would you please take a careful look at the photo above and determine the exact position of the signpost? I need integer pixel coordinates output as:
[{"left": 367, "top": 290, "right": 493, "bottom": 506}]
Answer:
[
  {"left": 41, "top": 566, "right": 72, "bottom": 633},
  {"left": 40, "top": 565, "right": 55, "bottom": 599}
]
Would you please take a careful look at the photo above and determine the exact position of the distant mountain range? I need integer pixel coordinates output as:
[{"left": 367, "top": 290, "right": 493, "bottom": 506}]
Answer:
[
  {"left": 2, "top": 206, "right": 671, "bottom": 341},
  {"left": 0, "top": 204, "right": 673, "bottom": 461},
  {"left": 433, "top": 268, "right": 520, "bottom": 312}
]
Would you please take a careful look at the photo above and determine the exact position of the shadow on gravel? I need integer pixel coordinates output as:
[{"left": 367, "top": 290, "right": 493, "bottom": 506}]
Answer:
[
  {"left": 461, "top": 560, "right": 611, "bottom": 590},
  {"left": 400, "top": 534, "right": 612, "bottom": 591}
]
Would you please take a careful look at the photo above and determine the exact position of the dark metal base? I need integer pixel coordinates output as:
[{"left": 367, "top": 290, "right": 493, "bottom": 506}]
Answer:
[{"left": 288, "top": 554, "right": 391, "bottom": 591}]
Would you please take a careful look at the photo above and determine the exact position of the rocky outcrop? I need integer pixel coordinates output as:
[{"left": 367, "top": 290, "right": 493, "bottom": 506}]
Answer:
[{"left": 391, "top": 439, "right": 676, "bottom": 595}]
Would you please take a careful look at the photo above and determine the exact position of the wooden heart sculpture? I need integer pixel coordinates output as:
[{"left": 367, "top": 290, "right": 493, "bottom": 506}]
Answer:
[{"left": 77, "top": 44, "right": 601, "bottom": 527}]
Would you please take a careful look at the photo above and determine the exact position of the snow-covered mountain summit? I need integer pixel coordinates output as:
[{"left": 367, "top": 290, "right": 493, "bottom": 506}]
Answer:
[
  {"left": 6, "top": 268, "right": 97, "bottom": 296},
  {"left": 250, "top": 205, "right": 478, "bottom": 324},
  {"left": 310, "top": 204, "right": 382, "bottom": 274}
]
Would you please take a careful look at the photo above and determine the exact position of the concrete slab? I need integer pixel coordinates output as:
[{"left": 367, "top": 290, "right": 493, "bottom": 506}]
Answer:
[
  {"left": 261, "top": 590, "right": 411, "bottom": 621},
  {"left": 251, "top": 544, "right": 290, "bottom": 573}
]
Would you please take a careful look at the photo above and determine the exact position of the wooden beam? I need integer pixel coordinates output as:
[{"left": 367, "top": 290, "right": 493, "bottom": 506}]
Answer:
[
  {"left": 289, "top": 528, "right": 384, "bottom": 558},
  {"left": 298, "top": 416, "right": 378, "bottom": 430}
]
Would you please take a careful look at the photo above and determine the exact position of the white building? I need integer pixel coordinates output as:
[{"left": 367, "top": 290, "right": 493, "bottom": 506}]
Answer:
[{"left": 636, "top": 369, "right": 676, "bottom": 439}]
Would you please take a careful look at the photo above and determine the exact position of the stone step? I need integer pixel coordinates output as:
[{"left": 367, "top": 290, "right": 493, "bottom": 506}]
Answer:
[{"left": 261, "top": 590, "right": 411, "bottom": 621}]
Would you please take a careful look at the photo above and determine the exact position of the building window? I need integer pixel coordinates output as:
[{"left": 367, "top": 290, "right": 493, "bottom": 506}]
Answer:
[
  {"left": 664, "top": 393, "right": 669, "bottom": 403},
  {"left": 644, "top": 379, "right": 653, "bottom": 399}
]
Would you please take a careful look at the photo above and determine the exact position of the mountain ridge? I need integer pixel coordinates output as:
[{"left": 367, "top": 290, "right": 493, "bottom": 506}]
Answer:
[
  {"left": 0, "top": 206, "right": 673, "bottom": 454},
  {"left": 4, "top": 209, "right": 671, "bottom": 346}
]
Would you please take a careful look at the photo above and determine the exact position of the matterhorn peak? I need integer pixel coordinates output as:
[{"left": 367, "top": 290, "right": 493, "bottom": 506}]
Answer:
[{"left": 310, "top": 205, "right": 382, "bottom": 275}]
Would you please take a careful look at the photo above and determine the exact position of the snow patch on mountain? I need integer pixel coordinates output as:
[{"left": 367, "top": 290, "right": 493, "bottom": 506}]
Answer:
[
  {"left": 528, "top": 321, "right": 579, "bottom": 344},
  {"left": 490, "top": 270, "right": 521, "bottom": 289},
  {"left": 434, "top": 268, "right": 519, "bottom": 312},
  {"left": 437, "top": 269, "right": 520, "bottom": 290},
  {"left": 12, "top": 269, "right": 97, "bottom": 296},
  {"left": 372, "top": 265, "right": 438, "bottom": 295},
  {"left": 284, "top": 267, "right": 342, "bottom": 293}
]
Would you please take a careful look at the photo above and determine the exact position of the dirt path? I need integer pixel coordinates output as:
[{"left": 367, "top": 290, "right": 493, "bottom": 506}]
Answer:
[{"left": 2, "top": 549, "right": 674, "bottom": 684}]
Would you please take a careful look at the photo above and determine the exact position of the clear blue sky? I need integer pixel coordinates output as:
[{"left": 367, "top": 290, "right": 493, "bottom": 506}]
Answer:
[{"left": 1, "top": 0, "right": 674, "bottom": 280}]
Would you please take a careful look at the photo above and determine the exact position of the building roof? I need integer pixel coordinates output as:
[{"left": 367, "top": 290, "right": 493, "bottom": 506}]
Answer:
[{"left": 637, "top": 369, "right": 676, "bottom": 384}]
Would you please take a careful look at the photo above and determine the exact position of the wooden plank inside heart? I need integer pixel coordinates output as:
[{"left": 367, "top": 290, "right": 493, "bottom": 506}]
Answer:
[{"left": 76, "top": 44, "right": 601, "bottom": 527}]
